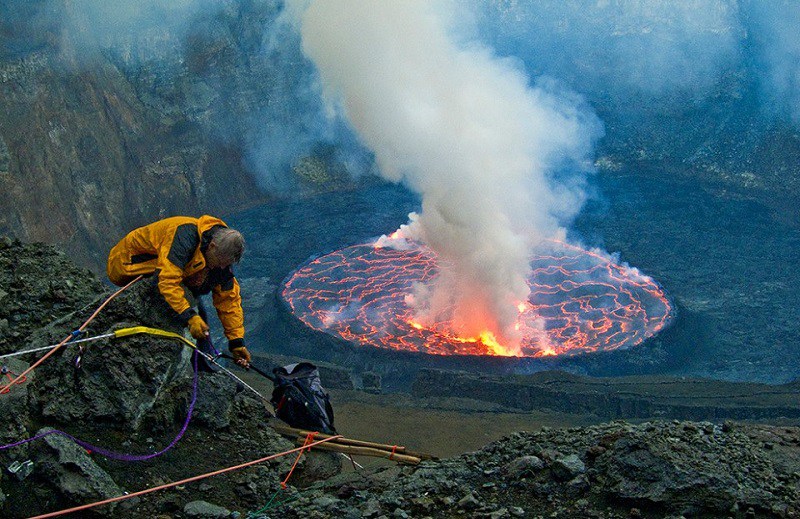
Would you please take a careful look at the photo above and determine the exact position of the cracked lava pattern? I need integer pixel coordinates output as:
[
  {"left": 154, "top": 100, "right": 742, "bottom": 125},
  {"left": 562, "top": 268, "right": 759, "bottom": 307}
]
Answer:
[{"left": 281, "top": 241, "right": 673, "bottom": 357}]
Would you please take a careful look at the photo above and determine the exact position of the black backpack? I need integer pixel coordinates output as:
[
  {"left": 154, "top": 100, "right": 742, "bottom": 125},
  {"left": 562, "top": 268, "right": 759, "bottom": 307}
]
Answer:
[{"left": 270, "top": 362, "right": 336, "bottom": 434}]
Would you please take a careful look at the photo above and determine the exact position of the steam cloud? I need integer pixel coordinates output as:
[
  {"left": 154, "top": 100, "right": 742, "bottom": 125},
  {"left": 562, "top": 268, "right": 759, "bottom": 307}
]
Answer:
[
  {"left": 747, "top": 1, "right": 800, "bottom": 125},
  {"left": 297, "top": 0, "right": 601, "bottom": 350},
  {"left": 470, "top": 1, "right": 800, "bottom": 126},
  {"left": 470, "top": 0, "right": 743, "bottom": 101}
]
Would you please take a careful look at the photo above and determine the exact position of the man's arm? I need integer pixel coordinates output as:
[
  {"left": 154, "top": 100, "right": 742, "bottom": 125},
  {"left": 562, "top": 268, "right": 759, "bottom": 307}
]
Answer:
[
  {"left": 212, "top": 276, "right": 245, "bottom": 340},
  {"left": 213, "top": 275, "right": 249, "bottom": 366},
  {"left": 157, "top": 224, "right": 199, "bottom": 323}
]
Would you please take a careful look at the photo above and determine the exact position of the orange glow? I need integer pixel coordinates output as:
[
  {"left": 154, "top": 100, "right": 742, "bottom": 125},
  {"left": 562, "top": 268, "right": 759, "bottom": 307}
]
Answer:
[
  {"left": 477, "top": 331, "right": 514, "bottom": 356},
  {"left": 282, "top": 240, "right": 673, "bottom": 358},
  {"left": 447, "top": 330, "right": 515, "bottom": 357}
]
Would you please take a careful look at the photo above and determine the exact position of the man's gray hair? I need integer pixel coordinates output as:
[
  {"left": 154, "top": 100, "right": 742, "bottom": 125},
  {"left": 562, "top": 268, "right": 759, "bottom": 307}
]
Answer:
[{"left": 213, "top": 228, "right": 245, "bottom": 264}]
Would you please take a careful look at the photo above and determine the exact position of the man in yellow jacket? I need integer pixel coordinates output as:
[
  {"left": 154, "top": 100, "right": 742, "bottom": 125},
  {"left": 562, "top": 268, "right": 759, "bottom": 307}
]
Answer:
[{"left": 107, "top": 215, "right": 251, "bottom": 367}]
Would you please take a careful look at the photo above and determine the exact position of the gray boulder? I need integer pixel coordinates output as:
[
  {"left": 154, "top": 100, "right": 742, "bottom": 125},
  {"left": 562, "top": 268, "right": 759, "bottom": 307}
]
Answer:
[
  {"left": 593, "top": 426, "right": 764, "bottom": 513},
  {"left": 505, "top": 455, "right": 545, "bottom": 478},
  {"left": 193, "top": 372, "right": 239, "bottom": 430},
  {"left": 457, "top": 492, "right": 481, "bottom": 510},
  {"left": 30, "top": 280, "right": 196, "bottom": 432},
  {"left": 551, "top": 454, "right": 585, "bottom": 482},
  {"left": 183, "top": 499, "right": 232, "bottom": 518},
  {"left": 35, "top": 428, "right": 122, "bottom": 510}
]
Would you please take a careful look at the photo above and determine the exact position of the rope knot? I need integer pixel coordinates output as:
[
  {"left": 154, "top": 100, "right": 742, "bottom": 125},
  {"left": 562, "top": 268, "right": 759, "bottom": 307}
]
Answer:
[{"left": 281, "top": 432, "right": 319, "bottom": 489}]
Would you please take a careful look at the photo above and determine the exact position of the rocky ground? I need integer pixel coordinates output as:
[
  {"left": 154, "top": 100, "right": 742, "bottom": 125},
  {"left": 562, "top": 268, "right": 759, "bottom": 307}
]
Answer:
[
  {"left": 0, "top": 237, "right": 316, "bottom": 518},
  {"left": 0, "top": 237, "right": 799, "bottom": 518},
  {"left": 274, "top": 420, "right": 800, "bottom": 519}
]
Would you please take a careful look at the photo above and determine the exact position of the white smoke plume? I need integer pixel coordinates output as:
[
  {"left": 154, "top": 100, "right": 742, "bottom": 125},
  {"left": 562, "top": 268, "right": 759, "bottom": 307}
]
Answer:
[{"left": 297, "top": 0, "right": 601, "bottom": 351}]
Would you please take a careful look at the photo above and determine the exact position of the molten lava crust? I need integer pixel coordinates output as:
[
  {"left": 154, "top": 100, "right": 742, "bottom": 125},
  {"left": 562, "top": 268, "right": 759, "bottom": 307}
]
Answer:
[{"left": 281, "top": 241, "right": 672, "bottom": 357}]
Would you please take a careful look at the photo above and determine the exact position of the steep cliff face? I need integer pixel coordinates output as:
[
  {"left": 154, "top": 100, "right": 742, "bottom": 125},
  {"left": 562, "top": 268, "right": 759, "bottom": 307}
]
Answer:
[
  {"left": 0, "top": 0, "right": 289, "bottom": 269},
  {"left": 2, "top": 0, "right": 799, "bottom": 272}
]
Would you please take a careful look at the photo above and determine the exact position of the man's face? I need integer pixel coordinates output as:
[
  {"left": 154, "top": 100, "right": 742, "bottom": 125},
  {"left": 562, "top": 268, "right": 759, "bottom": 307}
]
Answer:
[{"left": 205, "top": 242, "right": 233, "bottom": 270}]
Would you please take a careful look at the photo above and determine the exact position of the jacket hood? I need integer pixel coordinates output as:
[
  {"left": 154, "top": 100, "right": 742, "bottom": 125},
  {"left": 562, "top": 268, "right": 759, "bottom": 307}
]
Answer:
[{"left": 197, "top": 215, "right": 227, "bottom": 234}]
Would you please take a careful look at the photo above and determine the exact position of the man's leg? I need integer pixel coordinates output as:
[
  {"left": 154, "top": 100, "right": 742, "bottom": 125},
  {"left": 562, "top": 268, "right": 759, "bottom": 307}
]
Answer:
[{"left": 106, "top": 240, "right": 158, "bottom": 286}]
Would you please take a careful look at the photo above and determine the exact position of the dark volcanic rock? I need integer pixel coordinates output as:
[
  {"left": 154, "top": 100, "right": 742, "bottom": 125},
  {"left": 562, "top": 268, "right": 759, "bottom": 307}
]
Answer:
[
  {"left": 27, "top": 278, "right": 196, "bottom": 432},
  {"left": 183, "top": 500, "right": 231, "bottom": 518},
  {"left": 0, "top": 237, "right": 105, "bottom": 355},
  {"left": 551, "top": 453, "right": 585, "bottom": 482},
  {"left": 193, "top": 372, "right": 239, "bottom": 430},
  {"left": 0, "top": 239, "right": 336, "bottom": 517},
  {"left": 505, "top": 455, "right": 545, "bottom": 478},
  {"left": 589, "top": 422, "right": 791, "bottom": 514},
  {"left": 34, "top": 428, "right": 122, "bottom": 513},
  {"left": 35, "top": 331, "right": 193, "bottom": 430},
  {"left": 274, "top": 421, "right": 800, "bottom": 519}
]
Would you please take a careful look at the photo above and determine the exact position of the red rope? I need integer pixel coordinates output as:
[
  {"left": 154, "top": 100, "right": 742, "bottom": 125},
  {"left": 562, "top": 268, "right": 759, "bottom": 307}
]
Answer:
[
  {"left": 28, "top": 434, "right": 342, "bottom": 519},
  {"left": 389, "top": 445, "right": 398, "bottom": 461},
  {"left": 0, "top": 368, "right": 26, "bottom": 394},
  {"left": 281, "top": 432, "right": 318, "bottom": 489},
  {"left": 0, "top": 275, "right": 142, "bottom": 394}
]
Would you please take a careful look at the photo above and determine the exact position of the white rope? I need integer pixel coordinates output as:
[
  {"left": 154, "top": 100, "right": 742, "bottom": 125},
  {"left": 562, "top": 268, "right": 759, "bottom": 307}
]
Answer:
[
  {"left": 0, "top": 333, "right": 115, "bottom": 361},
  {"left": 206, "top": 355, "right": 272, "bottom": 404},
  {"left": 0, "top": 330, "right": 271, "bottom": 405}
]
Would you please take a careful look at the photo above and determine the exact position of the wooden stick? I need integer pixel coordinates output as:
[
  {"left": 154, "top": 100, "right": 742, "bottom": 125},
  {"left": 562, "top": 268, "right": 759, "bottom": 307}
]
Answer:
[
  {"left": 268, "top": 419, "right": 436, "bottom": 460},
  {"left": 295, "top": 438, "right": 421, "bottom": 465},
  {"left": 271, "top": 422, "right": 408, "bottom": 452}
]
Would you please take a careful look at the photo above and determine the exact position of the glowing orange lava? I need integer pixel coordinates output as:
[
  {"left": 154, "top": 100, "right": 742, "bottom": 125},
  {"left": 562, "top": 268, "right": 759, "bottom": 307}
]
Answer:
[{"left": 281, "top": 240, "right": 673, "bottom": 357}]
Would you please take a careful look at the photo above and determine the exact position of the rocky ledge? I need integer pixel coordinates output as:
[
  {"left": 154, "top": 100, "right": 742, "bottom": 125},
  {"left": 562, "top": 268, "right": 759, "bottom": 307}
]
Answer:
[
  {"left": 411, "top": 369, "right": 800, "bottom": 422},
  {"left": 0, "top": 237, "right": 331, "bottom": 517}
]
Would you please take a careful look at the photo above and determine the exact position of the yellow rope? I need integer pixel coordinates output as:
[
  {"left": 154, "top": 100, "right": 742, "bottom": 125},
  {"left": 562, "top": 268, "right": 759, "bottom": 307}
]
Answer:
[
  {"left": 113, "top": 326, "right": 197, "bottom": 350},
  {"left": 113, "top": 326, "right": 270, "bottom": 402},
  {"left": 115, "top": 326, "right": 270, "bottom": 405}
]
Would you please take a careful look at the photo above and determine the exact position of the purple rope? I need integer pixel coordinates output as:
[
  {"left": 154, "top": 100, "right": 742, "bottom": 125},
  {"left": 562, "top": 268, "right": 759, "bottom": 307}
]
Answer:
[{"left": 0, "top": 350, "right": 200, "bottom": 462}]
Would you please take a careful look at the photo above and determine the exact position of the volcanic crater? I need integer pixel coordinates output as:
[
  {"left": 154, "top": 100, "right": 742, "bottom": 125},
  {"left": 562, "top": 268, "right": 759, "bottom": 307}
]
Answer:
[{"left": 280, "top": 238, "right": 673, "bottom": 360}]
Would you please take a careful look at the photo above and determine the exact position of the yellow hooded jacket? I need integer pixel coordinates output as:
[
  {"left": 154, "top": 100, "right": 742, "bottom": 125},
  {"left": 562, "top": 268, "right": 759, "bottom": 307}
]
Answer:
[{"left": 107, "top": 215, "right": 244, "bottom": 341}]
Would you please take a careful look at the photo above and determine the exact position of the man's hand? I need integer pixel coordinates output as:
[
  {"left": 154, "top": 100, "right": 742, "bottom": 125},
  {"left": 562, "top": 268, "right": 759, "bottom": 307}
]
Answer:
[
  {"left": 229, "top": 339, "right": 251, "bottom": 368},
  {"left": 188, "top": 315, "right": 210, "bottom": 340}
]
